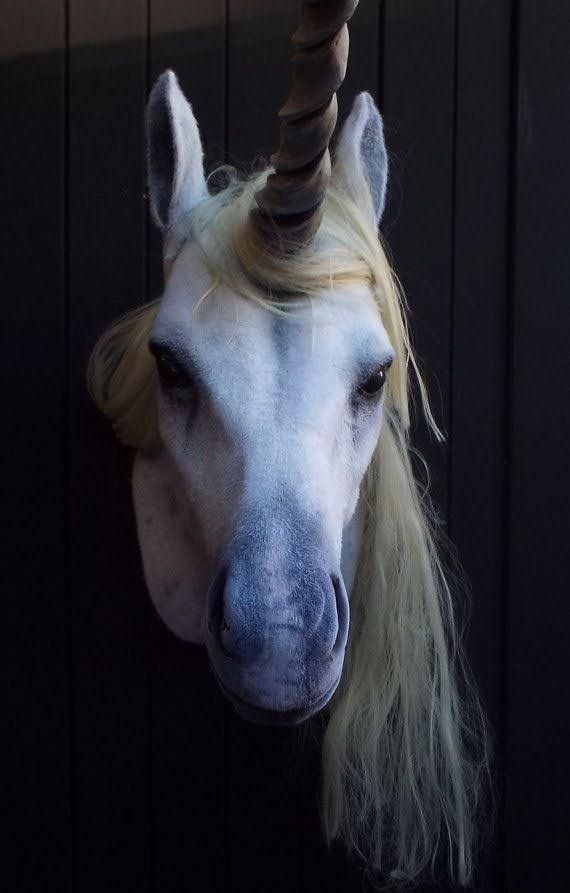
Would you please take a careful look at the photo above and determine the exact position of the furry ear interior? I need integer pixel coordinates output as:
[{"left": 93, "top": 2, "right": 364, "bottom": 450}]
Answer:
[
  {"left": 334, "top": 92, "right": 388, "bottom": 227},
  {"left": 146, "top": 70, "right": 208, "bottom": 242}
]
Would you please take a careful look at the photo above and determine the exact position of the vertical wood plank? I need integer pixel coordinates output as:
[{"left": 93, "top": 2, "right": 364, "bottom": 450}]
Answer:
[
  {"left": 1, "top": 2, "right": 71, "bottom": 889},
  {"left": 339, "top": 0, "right": 380, "bottom": 116},
  {"left": 382, "top": 0, "right": 457, "bottom": 518},
  {"left": 506, "top": 1, "right": 570, "bottom": 888},
  {"left": 148, "top": 5, "right": 227, "bottom": 890},
  {"left": 68, "top": 4, "right": 151, "bottom": 891},
  {"left": 452, "top": 0, "right": 511, "bottom": 746},
  {"left": 450, "top": 2, "right": 512, "bottom": 888},
  {"left": 227, "top": 0, "right": 301, "bottom": 166},
  {"left": 149, "top": 3, "right": 226, "bottom": 158}
]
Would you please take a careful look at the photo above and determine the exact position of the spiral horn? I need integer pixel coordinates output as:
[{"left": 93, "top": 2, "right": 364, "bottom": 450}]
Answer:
[{"left": 250, "top": 0, "right": 360, "bottom": 249}]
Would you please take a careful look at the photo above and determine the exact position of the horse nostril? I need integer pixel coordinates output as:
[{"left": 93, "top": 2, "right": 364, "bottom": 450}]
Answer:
[
  {"left": 207, "top": 567, "right": 234, "bottom": 658},
  {"left": 330, "top": 574, "right": 349, "bottom": 656}
]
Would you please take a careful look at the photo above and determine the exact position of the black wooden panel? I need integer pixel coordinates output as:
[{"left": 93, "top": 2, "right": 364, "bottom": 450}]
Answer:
[
  {"left": 452, "top": 0, "right": 511, "bottom": 744},
  {"left": 227, "top": 0, "right": 301, "bottom": 167},
  {"left": 148, "top": 6, "right": 227, "bottom": 891},
  {"left": 338, "top": 0, "right": 381, "bottom": 117},
  {"left": 67, "top": 4, "right": 151, "bottom": 891},
  {"left": 148, "top": 632, "right": 227, "bottom": 893},
  {"left": 382, "top": 0, "right": 457, "bottom": 519},
  {"left": 1, "top": 3, "right": 71, "bottom": 890},
  {"left": 506, "top": 1, "right": 570, "bottom": 888},
  {"left": 225, "top": 720, "right": 305, "bottom": 893},
  {"left": 450, "top": 3, "right": 512, "bottom": 888}
]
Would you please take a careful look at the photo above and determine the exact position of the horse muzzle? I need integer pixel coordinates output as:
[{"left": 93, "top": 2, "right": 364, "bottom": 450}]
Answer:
[{"left": 205, "top": 563, "right": 350, "bottom": 725}]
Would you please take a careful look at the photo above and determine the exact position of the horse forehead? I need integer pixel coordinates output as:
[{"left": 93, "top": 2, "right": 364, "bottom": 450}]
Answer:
[
  {"left": 159, "top": 243, "right": 273, "bottom": 358},
  {"left": 160, "top": 241, "right": 386, "bottom": 379}
]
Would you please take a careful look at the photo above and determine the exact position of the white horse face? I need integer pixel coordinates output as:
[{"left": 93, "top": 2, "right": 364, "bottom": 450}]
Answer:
[
  {"left": 148, "top": 242, "right": 393, "bottom": 722},
  {"left": 136, "top": 70, "right": 391, "bottom": 722}
]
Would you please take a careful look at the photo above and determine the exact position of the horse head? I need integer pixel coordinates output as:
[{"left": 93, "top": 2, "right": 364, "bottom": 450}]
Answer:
[{"left": 88, "top": 0, "right": 488, "bottom": 881}]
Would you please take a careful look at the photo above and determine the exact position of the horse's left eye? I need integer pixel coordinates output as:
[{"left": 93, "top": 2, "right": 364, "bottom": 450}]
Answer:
[{"left": 358, "top": 365, "right": 388, "bottom": 398}]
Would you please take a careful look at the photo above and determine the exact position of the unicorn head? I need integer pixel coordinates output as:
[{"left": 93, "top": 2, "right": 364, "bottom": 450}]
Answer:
[
  {"left": 139, "top": 68, "right": 398, "bottom": 724},
  {"left": 88, "top": 0, "right": 489, "bottom": 883}
]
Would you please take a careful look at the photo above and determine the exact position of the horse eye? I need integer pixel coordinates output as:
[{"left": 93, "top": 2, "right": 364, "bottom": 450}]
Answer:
[
  {"left": 358, "top": 365, "right": 389, "bottom": 398},
  {"left": 150, "top": 346, "right": 190, "bottom": 388}
]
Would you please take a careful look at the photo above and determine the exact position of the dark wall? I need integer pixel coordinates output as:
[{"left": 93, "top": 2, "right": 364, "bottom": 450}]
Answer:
[{"left": 2, "top": 1, "right": 569, "bottom": 891}]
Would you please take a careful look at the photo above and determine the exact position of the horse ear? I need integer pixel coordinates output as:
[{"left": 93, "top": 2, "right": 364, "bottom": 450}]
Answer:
[
  {"left": 146, "top": 70, "right": 208, "bottom": 238},
  {"left": 334, "top": 92, "right": 388, "bottom": 228}
]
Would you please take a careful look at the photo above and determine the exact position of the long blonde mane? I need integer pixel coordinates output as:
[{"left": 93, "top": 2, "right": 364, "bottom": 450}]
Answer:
[{"left": 88, "top": 169, "right": 490, "bottom": 886}]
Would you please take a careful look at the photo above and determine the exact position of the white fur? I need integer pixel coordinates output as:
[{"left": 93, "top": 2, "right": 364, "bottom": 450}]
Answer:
[
  {"left": 133, "top": 450, "right": 366, "bottom": 643},
  {"left": 137, "top": 242, "right": 393, "bottom": 642},
  {"left": 133, "top": 451, "right": 208, "bottom": 643}
]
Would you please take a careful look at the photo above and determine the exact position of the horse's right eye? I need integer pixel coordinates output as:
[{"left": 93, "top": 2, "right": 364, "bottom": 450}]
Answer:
[{"left": 150, "top": 345, "right": 190, "bottom": 389}]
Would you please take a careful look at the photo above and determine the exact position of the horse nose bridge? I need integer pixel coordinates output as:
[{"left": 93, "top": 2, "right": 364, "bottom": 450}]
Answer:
[
  {"left": 240, "top": 428, "right": 331, "bottom": 515},
  {"left": 233, "top": 549, "right": 328, "bottom": 622}
]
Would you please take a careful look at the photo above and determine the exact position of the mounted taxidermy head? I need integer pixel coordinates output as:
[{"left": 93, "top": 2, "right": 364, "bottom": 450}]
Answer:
[{"left": 88, "top": 0, "right": 489, "bottom": 885}]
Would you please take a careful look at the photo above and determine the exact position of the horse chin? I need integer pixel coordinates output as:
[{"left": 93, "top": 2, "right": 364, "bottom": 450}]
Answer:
[{"left": 214, "top": 671, "right": 341, "bottom": 727}]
